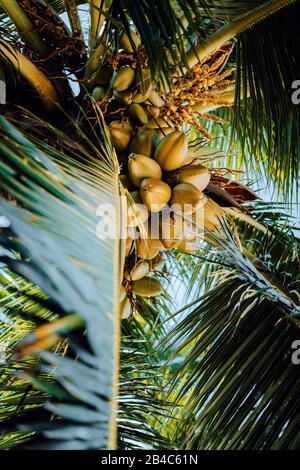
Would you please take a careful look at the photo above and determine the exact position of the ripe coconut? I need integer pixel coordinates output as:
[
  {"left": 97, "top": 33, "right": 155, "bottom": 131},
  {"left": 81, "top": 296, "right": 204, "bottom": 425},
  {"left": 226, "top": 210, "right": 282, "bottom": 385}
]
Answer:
[
  {"left": 172, "top": 164, "right": 211, "bottom": 192},
  {"left": 140, "top": 178, "right": 171, "bottom": 213},
  {"left": 128, "top": 154, "right": 162, "bottom": 187},
  {"left": 170, "top": 182, "right": 206, "bottom": 214},
  {"left": 109, "top": 120, "right": 133, "bottom": 152},
  {"left": 154, "top": 131, "right": 188, "bottom": 171}
]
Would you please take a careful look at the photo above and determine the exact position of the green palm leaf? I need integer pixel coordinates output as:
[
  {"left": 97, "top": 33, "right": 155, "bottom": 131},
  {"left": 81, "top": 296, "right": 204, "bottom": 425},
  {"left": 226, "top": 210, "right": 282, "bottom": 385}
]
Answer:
[
  {"left": 233, "top": 1, "right": 300, "bottom": 201},
  {"left": 0, "top": 114, "right": 122, "bottom": 449},
  {"left": 165, "top": 215, "right": 300, "bottom": 449}
]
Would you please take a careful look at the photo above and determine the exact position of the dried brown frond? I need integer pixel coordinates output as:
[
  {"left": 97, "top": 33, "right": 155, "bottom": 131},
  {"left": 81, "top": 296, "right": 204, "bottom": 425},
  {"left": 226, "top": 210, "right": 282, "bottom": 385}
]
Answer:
[{"left": 210, "top": 172, "right": 260, "bottom": 204}]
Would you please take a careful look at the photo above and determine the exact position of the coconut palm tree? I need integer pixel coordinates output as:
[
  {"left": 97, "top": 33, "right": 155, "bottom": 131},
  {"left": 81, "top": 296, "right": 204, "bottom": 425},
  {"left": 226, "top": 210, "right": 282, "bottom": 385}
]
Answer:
[{"left": 0, "top": 0, "right": 299, "bottom": 450}]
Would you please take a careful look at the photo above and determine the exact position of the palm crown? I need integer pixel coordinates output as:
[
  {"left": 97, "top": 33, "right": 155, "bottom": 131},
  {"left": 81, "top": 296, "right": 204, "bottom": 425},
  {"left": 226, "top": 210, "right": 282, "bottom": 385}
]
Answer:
[{"left": 0, "top": 0, "right": 299, "bottom": 450}]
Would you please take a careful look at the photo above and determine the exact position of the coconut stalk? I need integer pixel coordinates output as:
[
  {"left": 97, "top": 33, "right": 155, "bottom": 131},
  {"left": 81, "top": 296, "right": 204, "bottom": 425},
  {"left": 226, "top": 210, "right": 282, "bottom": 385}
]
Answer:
[
  {"left": 86, "top": 0, "right": 112, "bottom": 77},
  {"left": 0, "top": 0, "right": 48, "bottom": 57},
  {"left": 89, "top": 0, "right": 112, "bottom": 48},
  {"left": 0, "top": 39, "right": 58, "bottom": 112},
  {"left": 186, "top": 0, "right": 297, "bottom": 69},
  {"left": 90, "top": 0, "right": 103, "bottom": 48},
  {"left": 65, "top": 0, "right": 84, "bottom": 41}
]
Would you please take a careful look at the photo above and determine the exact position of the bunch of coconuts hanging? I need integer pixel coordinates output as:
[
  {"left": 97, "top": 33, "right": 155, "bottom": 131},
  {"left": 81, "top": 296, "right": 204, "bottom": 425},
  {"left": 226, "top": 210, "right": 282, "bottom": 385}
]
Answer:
[
  {"left": 118, "top": 127, "right": 225, "bottom": 319},
  {"left": 90, "top": 30, "right": 225, "bottom": 317}
]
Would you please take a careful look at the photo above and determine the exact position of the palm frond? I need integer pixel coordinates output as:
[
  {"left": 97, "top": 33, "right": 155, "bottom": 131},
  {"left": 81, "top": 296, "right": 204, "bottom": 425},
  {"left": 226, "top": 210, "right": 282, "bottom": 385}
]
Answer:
[
  {"left": 87, "top": 0, "right": 209, "bottom": 83},
  {"left": 0, "top": 0, "right": 50, "bottom": 56},
  {"left": 232, "top": 0, "right": 300, "bottom": 202},
  {"left": 0, "top": 114, "right": 122, "bottom": 449},
  {"left": 164, "top": 216, "right": 300, "bottom": 449},
  {"left": 185, "top": 1, "right": 300, "bottom": 202},
  {"left": 118, "top": 336, "right": 172, "bottom": 449},
  {"left": 199, "top": 0, "right": 297, "bottom": 18}
]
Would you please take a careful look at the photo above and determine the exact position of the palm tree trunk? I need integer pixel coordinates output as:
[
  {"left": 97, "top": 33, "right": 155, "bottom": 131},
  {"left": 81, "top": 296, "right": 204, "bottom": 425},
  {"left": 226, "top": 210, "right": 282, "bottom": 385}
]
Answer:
[{"left": 107, "top": 176, "right": 125, "bottom": 450}]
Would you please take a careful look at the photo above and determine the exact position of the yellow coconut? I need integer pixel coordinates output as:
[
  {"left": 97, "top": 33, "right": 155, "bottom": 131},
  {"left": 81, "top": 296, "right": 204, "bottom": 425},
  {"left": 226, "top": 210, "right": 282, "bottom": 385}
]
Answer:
[
  {"left": 137, "top": 222, "right": 164, "bottom": 260},
  {"left": 177, "top": 241, "right": 197, "bottom": 254},
  {"left": 182, "top": 216, "right": 199, "bottom": 241},
  {"left": 120, "top": 297, "right": 131, "bottom": 319},
  {"left": 128, "top": 103, "right": 149, "bottom": 125},
  {"left": 146, "top": 117, "right": 173, "bottom": 129},
  {"left": 124, "top": 260, "right": 150, "bottom": 281},
  {"left": 133, "top": 68, "right": 152, "bottom": 103},
  {"left": 147, "top": 105, "right": 160, "bottom": 119},
  {"left": 156, "top": 127, "right": 175, "bottom": 140},
  {"left": 140, "top": 178, "right": 171, "bottom": 213},
  {"left": 92, "top": 86, "right": 106, "bottom": 101},
  {"left": 129, "top": 128, "right": 159, "bottom": 157},
  {"left": 113, "top": 88, "right": 133, "bottom": 105},
  {"left": 160, "top": 212, "right": 183, "bottom": 249},
  {"left": 148, "top": 89, "right": 165, "bottom": 107},
  {"left": 127, "top": 202, "right": 149, "bottom": 228},
  {"left": 173, "top": 164, "right": 211, "bottom": 192},
  {"left": 113, "top": 66, "right": 135, "bottom": 92},
  {"left": 154, "top": 131, "right": 188, "bottom": 171},
  {"left": 128, "top": 153, "right": 162, "bottom": 187},
  {"left": 170, "top": 183, "right": 206, "bottom": 214},
  {"left": 179, "top": 150, "right": 197, "bottom": 167},
  {"left": 109, "top": 120, "right": 133, "bottom": 152},
  {"left": 150, "top": 254, "right": 165, "bottom": 271},
  {"left": 120, "top": 30, "right": 141, "bottom": 52}
]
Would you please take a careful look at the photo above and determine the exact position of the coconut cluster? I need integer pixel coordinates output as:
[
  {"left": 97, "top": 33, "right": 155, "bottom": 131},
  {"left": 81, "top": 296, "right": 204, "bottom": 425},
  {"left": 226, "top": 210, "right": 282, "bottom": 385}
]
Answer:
[
  {"left": 125, "top": 128, "right": 213, "bottom": 235},
  {"left": 91, "top": 30, "right": 225, "bottom": 318},
  {"left": 116, "top": 126, "right": 224, "bottom": 319}
]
